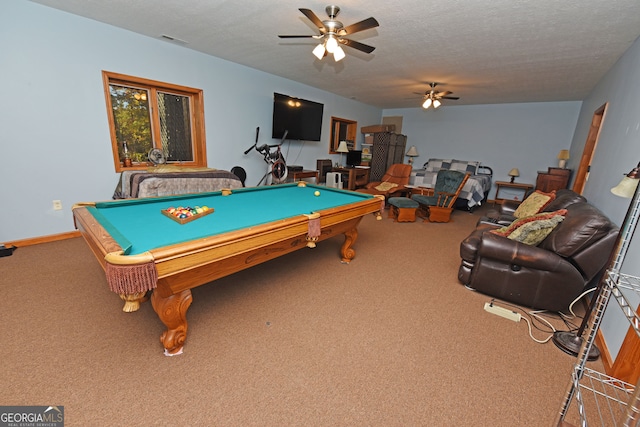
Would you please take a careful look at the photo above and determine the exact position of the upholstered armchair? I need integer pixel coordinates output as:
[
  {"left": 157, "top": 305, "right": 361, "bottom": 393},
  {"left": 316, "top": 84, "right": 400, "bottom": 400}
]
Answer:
[
  {"left": 458, "top": 202, "right": 618, "bottom": 312},
  {"left": 480, "top": 188, "right": 587, "bottom": 227},
  {"left": 356, "top": 163, "right": 413, "bottom": 199},
  {"left": 411, "top": 170, "right": 469, "bottom": 222}
]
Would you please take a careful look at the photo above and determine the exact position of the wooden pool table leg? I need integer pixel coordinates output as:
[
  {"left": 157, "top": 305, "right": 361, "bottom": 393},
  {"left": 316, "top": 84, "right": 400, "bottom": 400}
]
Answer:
[
  {"left": 340, "top": 227, "right": 358, "bottom": 263},
  {"left": 151, "top": 289, "right": 193, "bottom": 356}
]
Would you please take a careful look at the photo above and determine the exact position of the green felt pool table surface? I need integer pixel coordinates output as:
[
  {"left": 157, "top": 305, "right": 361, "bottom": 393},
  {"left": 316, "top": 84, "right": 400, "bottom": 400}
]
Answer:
[{"left": 88, "top": 183, "right": 375, "bottom": 255}]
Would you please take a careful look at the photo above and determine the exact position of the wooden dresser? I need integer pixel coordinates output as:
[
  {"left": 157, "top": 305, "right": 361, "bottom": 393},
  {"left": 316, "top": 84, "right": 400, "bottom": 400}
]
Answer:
[{"left": 536, "top": 167, "right": 572, "bottom": 192}]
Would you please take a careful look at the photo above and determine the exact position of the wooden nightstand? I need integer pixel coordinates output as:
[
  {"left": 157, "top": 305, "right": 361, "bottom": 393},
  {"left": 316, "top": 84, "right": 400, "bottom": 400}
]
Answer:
[{"left": 494, "top": 181, "right": 534, "bottom": 205}]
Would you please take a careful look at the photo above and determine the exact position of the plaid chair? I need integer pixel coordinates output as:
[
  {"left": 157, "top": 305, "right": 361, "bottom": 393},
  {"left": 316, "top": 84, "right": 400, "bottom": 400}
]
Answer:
[{"left": 412, "top": 170, "right": 470, "bottom": 222}]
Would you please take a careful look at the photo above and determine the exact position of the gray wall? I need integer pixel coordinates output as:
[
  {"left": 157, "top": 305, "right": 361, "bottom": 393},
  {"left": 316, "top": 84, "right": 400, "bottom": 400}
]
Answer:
[
  {"left": 383, "top": 102, "right": 582, "bottom": 200},
  {"left": 571, "top": 34, "right": 640, "bottom": 360}
]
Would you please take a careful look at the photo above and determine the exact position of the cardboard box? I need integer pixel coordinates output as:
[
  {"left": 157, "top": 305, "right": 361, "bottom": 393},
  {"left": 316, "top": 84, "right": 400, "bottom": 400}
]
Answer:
[
  {"left": 382, "top": 116, "right": 403, "bottom": 134},
  {"left": 360, "top": 124, "right": 395, "bottom": 133}
]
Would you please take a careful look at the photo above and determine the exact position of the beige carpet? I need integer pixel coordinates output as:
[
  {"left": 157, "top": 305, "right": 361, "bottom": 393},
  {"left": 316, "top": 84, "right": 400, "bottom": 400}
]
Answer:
[{"left": 0, "top": 204, "right": 600, "bottom": 426}]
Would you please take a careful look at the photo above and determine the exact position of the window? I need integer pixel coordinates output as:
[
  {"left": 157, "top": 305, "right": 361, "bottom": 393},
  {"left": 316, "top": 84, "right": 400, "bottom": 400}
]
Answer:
[
  {"left": 102, "top": 71, "right": 207, "bottom": 171},
  {"left": 329, "top": 116, "right": 357, "bottom": 153}
]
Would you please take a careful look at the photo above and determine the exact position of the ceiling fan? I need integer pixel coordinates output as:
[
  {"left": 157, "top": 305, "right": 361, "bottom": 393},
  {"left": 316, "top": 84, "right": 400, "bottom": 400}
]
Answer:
[
  {"left": 415, "top": 83, "right": 460, "bottom": 109},
  {"left": 278, "top": 5, "right": 379, "bottom": 62}
]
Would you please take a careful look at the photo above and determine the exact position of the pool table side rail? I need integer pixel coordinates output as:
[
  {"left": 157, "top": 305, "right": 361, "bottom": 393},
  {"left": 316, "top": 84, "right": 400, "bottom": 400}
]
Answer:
[
  {"left": 73, "top": 195, "right": 382, "bottom": 298},
  {"left": 73, "top": 206, "right": 154, "bottom": 265},
  {"left": 151, "top": 196, "right": 382, "bottom": 296}
]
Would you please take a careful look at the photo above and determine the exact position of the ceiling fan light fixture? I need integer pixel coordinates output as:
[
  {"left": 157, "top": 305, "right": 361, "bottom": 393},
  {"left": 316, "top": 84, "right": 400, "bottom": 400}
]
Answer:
[
  {"left": 325, "top": 36, "right": 338, "bottom": 53},
  {"left": 422, "top": 98, "right": 432, "bottom": 109},
  {"left": 312, "top": 43, "right": 326, "bottom": 60},
  {"left": 333, "top": 45, "right": 346, "bottom": 61},
  {"left": 433, "top": 99, "right": 442, "bottom": 109}
]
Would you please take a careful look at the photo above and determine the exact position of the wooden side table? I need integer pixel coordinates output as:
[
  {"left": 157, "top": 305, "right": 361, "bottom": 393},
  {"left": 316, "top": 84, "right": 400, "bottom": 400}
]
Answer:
[
  {"left": 494, "top": 181, "right": 534, "bottom": 205},
  {"left": 289, "top": 170, "right": 319, "bottom": 184},
  {"left": 332, "top": 167, "right": 370, "bottom": 190}
]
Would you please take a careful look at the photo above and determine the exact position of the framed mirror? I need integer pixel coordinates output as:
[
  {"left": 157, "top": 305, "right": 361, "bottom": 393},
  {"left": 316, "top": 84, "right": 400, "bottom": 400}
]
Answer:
[{"left": 329, "top": 117, "right": 357, "bottom": 154}]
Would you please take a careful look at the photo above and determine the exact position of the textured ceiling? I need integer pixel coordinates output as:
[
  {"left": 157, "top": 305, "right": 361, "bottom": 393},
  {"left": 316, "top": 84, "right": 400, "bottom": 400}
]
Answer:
[{"left": 29, "top": 0, "right": 640, "bottom": 108}]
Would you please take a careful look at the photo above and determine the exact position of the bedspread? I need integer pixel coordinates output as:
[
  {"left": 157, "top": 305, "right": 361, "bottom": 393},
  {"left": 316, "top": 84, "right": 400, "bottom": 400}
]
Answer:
[{"left": 113, "top": 169, "right": 242, "bottom": 199}]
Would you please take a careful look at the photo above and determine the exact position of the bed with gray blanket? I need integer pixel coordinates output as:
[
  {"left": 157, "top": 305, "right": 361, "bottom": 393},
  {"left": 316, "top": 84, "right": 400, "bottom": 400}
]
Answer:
[{"left": 113, "top": 168, "right": 243, "bottom": 199}]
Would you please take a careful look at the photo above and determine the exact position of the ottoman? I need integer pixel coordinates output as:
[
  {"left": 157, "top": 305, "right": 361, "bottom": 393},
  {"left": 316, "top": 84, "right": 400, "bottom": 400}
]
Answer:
[{"left": 388, "top": 197, "right": 419, "bottom": 222}]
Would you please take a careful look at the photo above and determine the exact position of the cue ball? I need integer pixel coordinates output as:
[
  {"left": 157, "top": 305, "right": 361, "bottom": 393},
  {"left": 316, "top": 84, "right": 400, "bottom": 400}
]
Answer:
[{"left": 314, "top": 191, "right": 320, "bottom": 196}]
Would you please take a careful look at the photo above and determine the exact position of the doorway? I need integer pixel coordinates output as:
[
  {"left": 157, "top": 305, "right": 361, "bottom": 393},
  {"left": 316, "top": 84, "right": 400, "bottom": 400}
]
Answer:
[{"left": 572, "top": 103, "right": 607, "bottom": 194}]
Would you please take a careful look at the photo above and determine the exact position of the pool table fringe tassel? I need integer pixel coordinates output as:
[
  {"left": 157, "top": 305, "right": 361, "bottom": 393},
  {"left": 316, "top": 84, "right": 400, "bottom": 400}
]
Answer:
[
  {"left": 305, "top": 213, "right": 321, "bottom": 248},
  {"left": 105, "top": 261, "right": 158, "bottom": 295}
]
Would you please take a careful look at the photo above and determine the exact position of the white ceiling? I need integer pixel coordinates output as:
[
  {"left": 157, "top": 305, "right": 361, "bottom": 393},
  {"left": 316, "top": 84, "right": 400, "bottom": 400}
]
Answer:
[{"left": 29, "top": 0, "right": 640, "bottom": 108}]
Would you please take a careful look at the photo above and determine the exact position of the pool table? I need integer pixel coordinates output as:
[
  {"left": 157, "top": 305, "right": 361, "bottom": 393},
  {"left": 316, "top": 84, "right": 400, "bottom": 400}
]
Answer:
[{"left": 72, "top": 183, "right": 384, "bottom": 356}]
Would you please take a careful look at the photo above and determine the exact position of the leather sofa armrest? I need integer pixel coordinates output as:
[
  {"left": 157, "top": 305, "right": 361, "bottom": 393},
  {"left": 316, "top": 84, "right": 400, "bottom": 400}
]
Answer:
[
  {"left": 460, "top": 224, "right": 500, "bottom": 262},
  {"left": 500, "top": 200, "right": 521, "bottom": 216},
  {"left": 478, "top": 232, "right": 565, "bottom": 272}
]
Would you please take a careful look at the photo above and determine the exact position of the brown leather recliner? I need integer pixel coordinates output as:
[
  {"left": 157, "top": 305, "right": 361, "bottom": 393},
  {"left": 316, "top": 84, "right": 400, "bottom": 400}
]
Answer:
[
  {"left": 458, "top": 201, "right": 619, "bottom": 312},
  {"left": 356, "top": 163, "right": 413, "bottom": 199},
  {"left": 479, "top": 188, "right": 588, "bottom": 226}
]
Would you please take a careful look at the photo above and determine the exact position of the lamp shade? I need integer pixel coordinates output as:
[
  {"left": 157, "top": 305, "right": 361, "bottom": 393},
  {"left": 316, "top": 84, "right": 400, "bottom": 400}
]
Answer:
[
  {"left": 405, "top": 145, "right": 419, "bottom": 165},
  {"left": 611, "top": 163, "right": 640, "bottom": 198},
  {"left": 333, "top": 45, "right": 346, "bottom": 61},
  {"left": 312, "top": 43, "right": 326, "bottom": 60},
  {"left": 507, "top": 168, "right": 519, "bottom": 183},
  {"left": 336, "top": 140, "right": 349, "bottom": 153},
  {"left": 611, "top": 176, "right": 640, "bottom": 198},
  {"left": 557, "top": 149, "right": 570, "bottom": 168},
  {"left": 325, "top": 36, "right": 338, "bottom": 54}
]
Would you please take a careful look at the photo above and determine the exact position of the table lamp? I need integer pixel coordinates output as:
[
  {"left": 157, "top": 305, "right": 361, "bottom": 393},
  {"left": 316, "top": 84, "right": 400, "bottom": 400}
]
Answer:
[
  {"left": 406, "top": 146, "right": 419, "bottom": 165},
  {"left": 336, "top": 140, "right": 349, "bottom": 167},
  {"left": 508, "top": 168, "right": 520, "bottom": 183},
  {"left": 557, "top": 150, "right": 570, "bottom": 168}
]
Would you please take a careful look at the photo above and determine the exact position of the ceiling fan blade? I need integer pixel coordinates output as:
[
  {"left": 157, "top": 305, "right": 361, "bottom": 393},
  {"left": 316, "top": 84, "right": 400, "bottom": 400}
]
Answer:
[
  {"left": 435, "top": 91, "right": 453, "bottom": 97},
  {"left": 338, "top": 38, "right": 376, "bottom": 54},
  {"left": 278, "top": 35, "right": 316, "bottom": 38},
  {"left": 299, "top": 8, "right": 325, "bottom": 31},
  {"left": 341, "top": 17, "right": 379, "bottom": 35},
  {"left": 440, "top": 96, "right": 460, "bottom": 100}
]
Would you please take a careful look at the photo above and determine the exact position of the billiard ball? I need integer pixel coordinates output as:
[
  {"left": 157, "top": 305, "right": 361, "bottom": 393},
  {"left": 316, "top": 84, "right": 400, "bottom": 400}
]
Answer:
[{"left": 314, "top": 191, "right": 320, "bottom": 196}]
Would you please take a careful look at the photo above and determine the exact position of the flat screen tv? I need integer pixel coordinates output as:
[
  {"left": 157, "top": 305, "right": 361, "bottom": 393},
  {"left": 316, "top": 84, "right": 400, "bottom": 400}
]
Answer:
[
  {"left": 346, "top": 150, "right": 362, "bottom": 167},
  {"left": 272, "top": 92, "right": 324, "bottom": 141}
]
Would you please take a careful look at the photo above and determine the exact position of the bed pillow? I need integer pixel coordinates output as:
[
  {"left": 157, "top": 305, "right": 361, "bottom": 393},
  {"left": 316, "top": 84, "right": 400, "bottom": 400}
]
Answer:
[
  {"left": 513, "top": 190, "right": 556, "bottom": 219},
  {"left": 424, "top": 159, "right": 453, "bottom": 172},
  {"left": 450, "top": 160, "right": 480, "bottom": 175},
  {"left": 491, "top": 209, "right": 567, "bottom": 245}
]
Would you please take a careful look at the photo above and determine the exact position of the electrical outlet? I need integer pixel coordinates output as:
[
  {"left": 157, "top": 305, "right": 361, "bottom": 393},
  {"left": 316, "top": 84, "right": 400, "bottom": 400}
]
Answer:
[
  {"left": 53, "top": 200, "right": 63, "bottom": 211},
  {"left": 484, "top": 302, "right": 521, "bottom": 322}
]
